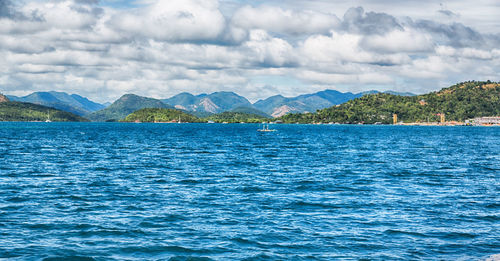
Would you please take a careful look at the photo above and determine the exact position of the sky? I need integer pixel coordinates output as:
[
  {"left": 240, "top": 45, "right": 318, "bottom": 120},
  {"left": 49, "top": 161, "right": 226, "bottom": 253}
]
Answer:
[{"left": 0, "top": 0, "right": 499, "bottom": 103}]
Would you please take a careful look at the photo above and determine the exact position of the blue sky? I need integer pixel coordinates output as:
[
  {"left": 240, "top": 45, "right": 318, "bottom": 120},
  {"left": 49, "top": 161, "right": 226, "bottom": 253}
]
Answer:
[{"left": 0, "top": 0, "right": 498, "bottom": 102}]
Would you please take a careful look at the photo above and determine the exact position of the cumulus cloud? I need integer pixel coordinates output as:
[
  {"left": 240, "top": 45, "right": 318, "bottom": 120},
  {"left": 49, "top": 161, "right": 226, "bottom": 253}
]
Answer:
[
  {"left": 231, "top": 5, "right": 340, "bottom": 35},
  {"left": 297, "top": 70, "right": 394, "bottom": 85},
  {"left": 243, "top": 30, "right": 297, "bottom": 67},
  {"left": 301, "top": 32, "right": 411, "bottom": 66},
  {"left": 438, "top": 9, "right": 458, "bottom": 18},
  {"left": 0, "top": 0, "right": 16, "bottom": 18},
  {"left": 342, "top": 7, "right": 402, "bottom": 35},
  {"left": 0, "top": 0, "right": 498, "bottom": 102},
  {"left": 414, "top": 20, "right": 485, "bottom": 48},
  {"left": 109, "top": 0, "right": 226, "bottom": 43},
  {"left": 360, "top": 28, "right": 434, "bottom": 53},
  {"left": 436, "top": 46, "right": 499, "bottom": 60}
]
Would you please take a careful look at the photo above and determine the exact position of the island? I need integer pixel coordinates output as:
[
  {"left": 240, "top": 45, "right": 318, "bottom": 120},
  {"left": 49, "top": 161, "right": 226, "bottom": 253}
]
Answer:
[{"left": 279, "top": 81, "right": 500, "bottom": 125}]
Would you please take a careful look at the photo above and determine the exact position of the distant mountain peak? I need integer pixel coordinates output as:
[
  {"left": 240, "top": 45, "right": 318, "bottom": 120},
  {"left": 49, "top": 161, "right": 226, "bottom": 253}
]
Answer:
[
  {"left": 0, "top": 94, "right": 9, "bottom": 103},
  {"left": 271, "top": 105, "right": 296, "bottom": 118},
  {"left": 163, "top": 91, "right": 252, "bottom": 114},
  {"left": 199, "top": 97, "right": 219, "bottom": 113},
  {"left": 87, "top": 93, "right": 171, "bottom": 122},
  {"left": 119, "top": 93, "right": 141, "bottom": 99}
]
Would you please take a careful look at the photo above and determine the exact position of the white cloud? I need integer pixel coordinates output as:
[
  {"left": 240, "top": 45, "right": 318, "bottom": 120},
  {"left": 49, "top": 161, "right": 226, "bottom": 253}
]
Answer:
[
  {"left": 436, "top": 46, "right": 497, "bottom": 60},
  {"left": 297, "top": 70, "right": 394, "bottom": 85},
  {"left": 301, "top": 31, "right": 411, "bottom": 65},
  {"left": 109, "top": 0, "right": 226, "bottom": 42},
  {"left": 399, "top": 56, "right": 458, "bottom": 79},
  {"left": 231, "top": 5, "right": 340, "bottom": 35},
  {"left": 0, "top": 0, "right": 498, "bottom": 102},
  {"left": 243, "top": 30, "right": 296, "bottom": 67},
  {"left": 360, "top": 28, "right": 435, "bottom": 53}
]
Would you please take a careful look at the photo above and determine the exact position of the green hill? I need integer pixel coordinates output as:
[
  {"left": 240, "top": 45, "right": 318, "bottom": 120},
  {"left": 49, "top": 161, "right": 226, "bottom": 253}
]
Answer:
[
  {"left": 230, "top": 106, "right": 270, "bottom": 118},
  {"left": 88, "top": 94, "right": 172, "bottom": 122},
  {"left": 205, "top": 111, "right": 270, "bottom": 123},
  {"left": 0, "top": 100, "right": 89, "bottom": 122},
  {"left": 280, "top": 81, "right": 500, "bottom": 124},
  {"left": 122, "top": 107, "right": 271, "bottom": 123},
  {"left": 122, "top": 108, "right": 202, "bottom": 123}
]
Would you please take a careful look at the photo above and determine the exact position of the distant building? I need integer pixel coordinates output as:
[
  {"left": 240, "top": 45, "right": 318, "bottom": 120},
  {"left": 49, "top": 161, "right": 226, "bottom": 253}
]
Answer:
[{"left": 466, "top": 116, "right": 500, "bottom": 125}]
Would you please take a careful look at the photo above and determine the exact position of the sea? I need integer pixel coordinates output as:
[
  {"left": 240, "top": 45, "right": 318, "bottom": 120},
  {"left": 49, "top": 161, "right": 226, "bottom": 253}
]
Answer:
[{"left": 0, "top": 122, "right": 499, "bottom": 260}]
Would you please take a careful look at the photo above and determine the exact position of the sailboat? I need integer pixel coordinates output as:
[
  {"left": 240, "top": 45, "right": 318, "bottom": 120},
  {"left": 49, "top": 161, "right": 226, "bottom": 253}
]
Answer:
[
  {"left": 45, "top": 111, "right": 52, "bottom": 123},
  {"left": 257, "top": 123, "right": 276, "bottom": 132}
]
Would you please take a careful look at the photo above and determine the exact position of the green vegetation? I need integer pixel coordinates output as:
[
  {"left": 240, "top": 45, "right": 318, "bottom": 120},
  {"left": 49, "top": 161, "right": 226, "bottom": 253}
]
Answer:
[
  {"left": 122, "top": 108, "right": 202, "bottom": 123},
  {"left": 189, "top": 111, "right": 214, "bottom": 118},
  {"left": 0, "top": 101, "right": 89, "bottom": 122},
  {"left": 230, "top": 106, "right": 270, "bottom": 118},
  {"left": 88, "top": 94, "right": 171, "bottom": 122},
  {"left": 205, "top": 111, "right": 270, "bottom": 123},
  {"left": 121, "top": 107, "right": 271, "bottom": 123},
  {"left": 280, "top": 81, "right": 500, "bottom": 124}
]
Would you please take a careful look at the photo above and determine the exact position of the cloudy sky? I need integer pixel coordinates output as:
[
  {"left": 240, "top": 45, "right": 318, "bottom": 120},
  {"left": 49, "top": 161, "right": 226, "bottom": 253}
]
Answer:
[{"left": 0, "top": 0, "right": 499, "bottom": 103}]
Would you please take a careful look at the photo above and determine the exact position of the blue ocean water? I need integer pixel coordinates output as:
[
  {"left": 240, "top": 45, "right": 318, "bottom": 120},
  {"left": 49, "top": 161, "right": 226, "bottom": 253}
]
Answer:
[{"left": 0, "top": 123, "right": 499, "bottom": 260}]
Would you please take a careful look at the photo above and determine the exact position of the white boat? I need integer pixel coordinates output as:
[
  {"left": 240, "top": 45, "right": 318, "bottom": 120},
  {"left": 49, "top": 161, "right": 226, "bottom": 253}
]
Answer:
[
  {"left": 258, "top": 123, "right": 276, "bottom": 132},
  {"left": 45, "top": 111, "right": 52, "bottom": 122}
]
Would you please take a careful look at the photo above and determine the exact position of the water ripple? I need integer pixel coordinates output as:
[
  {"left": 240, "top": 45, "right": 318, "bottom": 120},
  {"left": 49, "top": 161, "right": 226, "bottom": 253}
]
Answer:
[{"left": 0, "top": 123, "right": 499, "bottom": 260}]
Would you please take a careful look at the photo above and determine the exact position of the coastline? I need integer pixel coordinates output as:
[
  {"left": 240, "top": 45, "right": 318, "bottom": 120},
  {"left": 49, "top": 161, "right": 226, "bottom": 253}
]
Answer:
[{"left": 1, "top": 121, "right": 500, "bottom": 127}]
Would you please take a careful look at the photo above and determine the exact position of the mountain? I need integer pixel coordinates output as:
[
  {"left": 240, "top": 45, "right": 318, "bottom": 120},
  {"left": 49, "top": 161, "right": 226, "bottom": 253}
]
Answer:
[
  {"left": 279, "top": 81, "right": 500, "bottom": 124},
  {"left": 162, "top": 92, "right": 201, "bottom": 111},
  {"left": 122, "top": 108, "right": 202, "bottom": 123},
  {"left": 254, "top": 90, "right": 364, "bottom": 117},
  {"left": 87, "top": 94, "right": 172, "bottom": 122},
  {"left": 0, "top": 100, "right": 88, "bottom": 122},
  {"left": 3, "top": 88, "right": 416, "bottom": 119},
  {"left": 163, "top": 91, "right": 253, "bottom": 114},
  {"left": 0, "top": 94, "right": 8, "bottom": 103},
  {"left": 230, "top": 106, "right": 270, "bottom": 118},
  {"left": 7, "top": 91, "right": 105, "bottom": 116}
]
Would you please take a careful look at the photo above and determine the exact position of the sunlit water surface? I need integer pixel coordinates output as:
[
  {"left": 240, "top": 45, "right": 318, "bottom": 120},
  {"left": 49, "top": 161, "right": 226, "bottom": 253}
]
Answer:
[{"left": 0, "top": 123, "right": 499, "bottom": 260}]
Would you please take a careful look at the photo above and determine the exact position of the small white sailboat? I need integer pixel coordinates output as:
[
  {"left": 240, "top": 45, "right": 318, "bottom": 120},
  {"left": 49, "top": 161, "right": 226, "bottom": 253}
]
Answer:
[
  {"left": 258, "top": 123, "right": 276, "bottom": 132},
  {"left": 45, "top": 111, "right": 52, "bottom": 123}
]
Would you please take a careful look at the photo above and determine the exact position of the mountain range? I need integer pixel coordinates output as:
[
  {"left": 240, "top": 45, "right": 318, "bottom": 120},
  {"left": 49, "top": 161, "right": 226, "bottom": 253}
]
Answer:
[
  {"left": 162, "top": 90, "right": 414, "bottom": 118},
  {"left": 254, "top": 90, "right": 364, "bottom": 117},
  {"left": 2, "top": 89, "right": 415, "bottom": 121},
  {"left": 7, "top": 91, "right": 105, "bottom": 116},
  {"left": 0, "top": 94, "right": 88, "bottom": 122}
]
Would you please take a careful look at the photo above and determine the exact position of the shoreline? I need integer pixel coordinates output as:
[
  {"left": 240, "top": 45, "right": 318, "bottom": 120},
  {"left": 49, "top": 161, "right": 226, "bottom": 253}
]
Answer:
[{"left": 1, "top": 121, "right": 500, "bottom": 127}]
